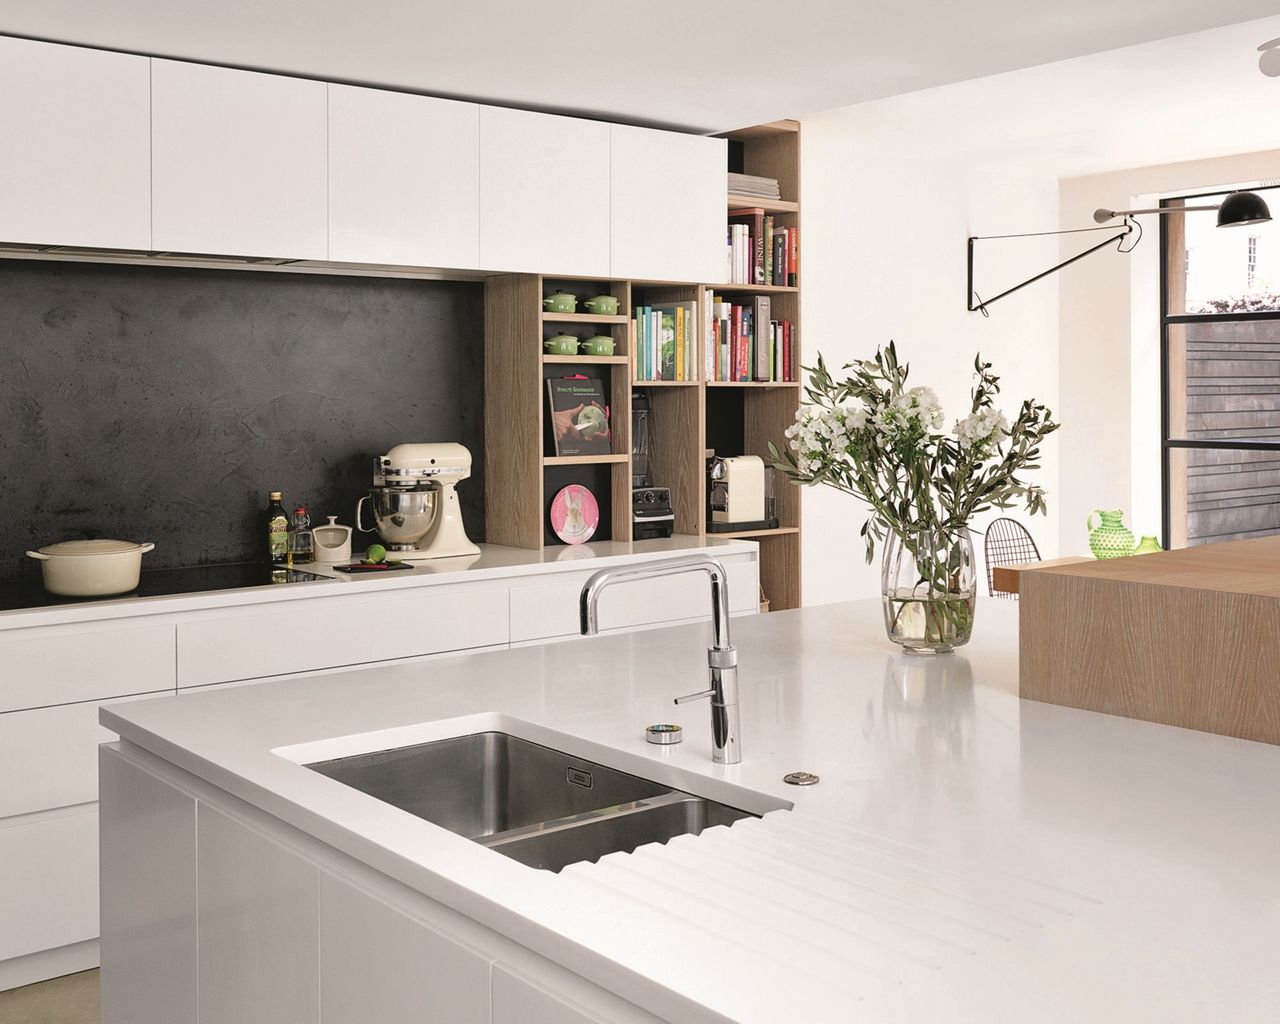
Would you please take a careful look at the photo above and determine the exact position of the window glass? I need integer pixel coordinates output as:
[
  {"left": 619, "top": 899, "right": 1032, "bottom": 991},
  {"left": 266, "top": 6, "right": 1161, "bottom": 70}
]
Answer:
[{"left": 1178, "top": 186, "right": 1280, "bottom": 314}]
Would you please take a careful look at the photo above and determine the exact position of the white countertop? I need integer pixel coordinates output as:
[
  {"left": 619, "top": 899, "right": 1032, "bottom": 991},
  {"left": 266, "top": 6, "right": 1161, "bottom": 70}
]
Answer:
[
  {"left": 102, "top": 600, "right": 1280, "bottom": 1022},
  {"left": 0, "top": 536, "right": 754, "bottom": 631}
]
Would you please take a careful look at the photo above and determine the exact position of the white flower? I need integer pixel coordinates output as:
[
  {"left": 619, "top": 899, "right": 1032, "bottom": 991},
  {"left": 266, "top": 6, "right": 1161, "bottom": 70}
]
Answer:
[{"left": 953, "top": 407, "right": 1010, "bottom": 449}]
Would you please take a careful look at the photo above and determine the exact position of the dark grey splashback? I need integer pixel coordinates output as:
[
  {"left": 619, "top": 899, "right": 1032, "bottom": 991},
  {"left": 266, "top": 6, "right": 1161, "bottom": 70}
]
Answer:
[{"left": 0, "top": 259, "right": 485, "bottom": 581}]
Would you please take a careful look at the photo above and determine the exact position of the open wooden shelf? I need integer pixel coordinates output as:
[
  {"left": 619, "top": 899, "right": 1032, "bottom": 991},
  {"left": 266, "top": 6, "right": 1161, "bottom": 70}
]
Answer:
[
  {"left": 486, "top": 120, "right": 802, "bottom": 609},
  {"left": 708, "top": 526, "right": 800, "bottom": 540},
  {"left": 705, "top": 282, "right": 798, "bottom": 294},
  {"left": 543, "top": 354, "right": 629, "bottom": 365},
  {"left": 706, "top": 380, "right": 800, "bottom": 389},
  {"left": 540, "top": 311, "right": 629, "bottom": 324},
  {"left": 727, "top": 194, "right": 798, "bottom": 214},
  {"left": 542, "top": 454, "right": 628, "bottom": 466}
]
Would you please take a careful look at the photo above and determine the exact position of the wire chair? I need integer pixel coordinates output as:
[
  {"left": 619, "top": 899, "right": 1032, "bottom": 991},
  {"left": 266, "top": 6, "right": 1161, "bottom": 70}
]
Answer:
[{"left": 984, "top": 518, "right": 1042, "bottom": 599}]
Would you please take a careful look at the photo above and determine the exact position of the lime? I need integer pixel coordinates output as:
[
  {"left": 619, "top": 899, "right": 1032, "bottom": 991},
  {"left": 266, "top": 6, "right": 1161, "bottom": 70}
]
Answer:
[{"left": 366, "top": 543, "right": 387, "bottom": 563}]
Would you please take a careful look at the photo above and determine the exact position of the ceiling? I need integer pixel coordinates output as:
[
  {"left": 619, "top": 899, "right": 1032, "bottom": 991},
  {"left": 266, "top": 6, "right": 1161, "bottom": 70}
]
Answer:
[{"left": 0, "top": 1, "right": 1277, "bottom": 132}]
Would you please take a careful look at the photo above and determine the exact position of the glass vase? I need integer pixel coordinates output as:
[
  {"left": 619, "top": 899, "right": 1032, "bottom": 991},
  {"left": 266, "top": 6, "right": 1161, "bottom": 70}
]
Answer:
[{"left": 881, "top": 528, "right": 977, "bottom": 654}]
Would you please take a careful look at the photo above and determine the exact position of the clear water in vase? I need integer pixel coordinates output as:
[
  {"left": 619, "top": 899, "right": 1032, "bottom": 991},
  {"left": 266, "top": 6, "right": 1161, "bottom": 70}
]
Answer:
[{"left": 881, "top": 530, "right": 977, "bottom": 654}]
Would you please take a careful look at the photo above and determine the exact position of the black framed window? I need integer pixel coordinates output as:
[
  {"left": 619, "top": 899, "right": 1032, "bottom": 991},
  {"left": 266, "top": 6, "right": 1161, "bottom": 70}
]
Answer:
[{"left": 1161, "top": 186, "right": 1280, "bottom": 548}]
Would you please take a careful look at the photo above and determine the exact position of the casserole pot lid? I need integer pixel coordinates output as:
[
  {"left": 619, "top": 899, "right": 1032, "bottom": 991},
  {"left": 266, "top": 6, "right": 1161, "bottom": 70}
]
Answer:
[{"left": 38, "top": 539, "right": 147, "bottom": 556}]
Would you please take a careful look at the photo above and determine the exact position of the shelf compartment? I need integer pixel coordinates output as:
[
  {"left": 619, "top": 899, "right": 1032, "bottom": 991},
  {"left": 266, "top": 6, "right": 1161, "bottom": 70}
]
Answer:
[
  {"left": 727, "top": 194, "right": 798, "bottom": 214},
  {"left": 540, "top": 312, "right": 630, "bottom": 325},
  {"left": 542, "top": 454, "right": 628, "bottom": 466},
  {"left": 543, "top": 354, "right": 630, "bottom": 365}
]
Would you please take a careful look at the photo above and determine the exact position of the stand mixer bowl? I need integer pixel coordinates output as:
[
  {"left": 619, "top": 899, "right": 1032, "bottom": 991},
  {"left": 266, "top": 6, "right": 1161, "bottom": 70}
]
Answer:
[{"left": 356, "top": 487, "right": 439, "bottom": 550}]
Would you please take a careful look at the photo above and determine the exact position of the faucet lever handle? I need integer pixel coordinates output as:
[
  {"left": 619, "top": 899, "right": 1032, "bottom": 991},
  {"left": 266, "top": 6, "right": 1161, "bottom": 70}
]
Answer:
[{"left": 674, "top": 688, "right": 716, "bottom": 705}]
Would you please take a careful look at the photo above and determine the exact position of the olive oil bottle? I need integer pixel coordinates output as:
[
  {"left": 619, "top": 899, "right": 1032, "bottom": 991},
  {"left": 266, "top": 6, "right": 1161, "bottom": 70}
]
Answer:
[{"left": 266, "top": 491, "right": 289, "bottom": 564}]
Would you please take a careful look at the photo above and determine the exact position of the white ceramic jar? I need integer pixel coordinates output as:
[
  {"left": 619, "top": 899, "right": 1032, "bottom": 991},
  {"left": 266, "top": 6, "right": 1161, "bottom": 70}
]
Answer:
[
  {"left": 310, "top": 517, "right": 352, "bottom": 563},
  {"left": 26, "top": 539, "right": 156, "bottom": 596}
]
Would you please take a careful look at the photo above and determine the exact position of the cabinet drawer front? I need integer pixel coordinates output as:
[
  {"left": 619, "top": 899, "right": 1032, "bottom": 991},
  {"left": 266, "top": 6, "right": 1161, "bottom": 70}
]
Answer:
[
  {"left": 151, "top": 59, "right": 328, "bottom": 259},
  {"left": 0, "top": 623, "right": 175, "bottom": 714},
  {"left": 0, "top": 807, "right": 99, "bottom": 962},
  {"left": 509, "top": 556, "right": 758, "bottom": 643},
  {"left": 0, "top": 694, "right": 163, "bottom": 819},
  {"left": 0, "top": 36, "right": 151, "bottom": 250},
  {"left": 177, "top": 586, "right": 509, "bottom": 687}
]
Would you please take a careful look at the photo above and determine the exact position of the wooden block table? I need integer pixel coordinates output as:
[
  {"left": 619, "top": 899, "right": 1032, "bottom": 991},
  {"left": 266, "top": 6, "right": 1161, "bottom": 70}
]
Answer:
[{"left": 1018, "top": 537, "right": 1280, "bottom": 745}]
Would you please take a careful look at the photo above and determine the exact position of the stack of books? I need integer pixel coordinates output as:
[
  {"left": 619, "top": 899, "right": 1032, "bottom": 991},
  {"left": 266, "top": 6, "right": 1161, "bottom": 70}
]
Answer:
[
  {"left": 702, "top": 289, "right": 795, "bottom": 384},
  {"left": 727, "top": 172, "right": 780, "bottom": 200},
  {"left": 633, "top": 301, "right": 697, "bottom": 381},
  {"left": 727, "top": 207, "right": 798, "bottom": 286}
]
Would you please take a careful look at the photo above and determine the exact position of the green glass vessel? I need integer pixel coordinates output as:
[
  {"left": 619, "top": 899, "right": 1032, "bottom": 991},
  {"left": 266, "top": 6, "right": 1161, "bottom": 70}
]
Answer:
[
  {"left": 1087, "top": 509, "right": 1135, "bottom": 560},
  {"left": 1132, "top": 535, "right": 1163, "bottom": 555}
]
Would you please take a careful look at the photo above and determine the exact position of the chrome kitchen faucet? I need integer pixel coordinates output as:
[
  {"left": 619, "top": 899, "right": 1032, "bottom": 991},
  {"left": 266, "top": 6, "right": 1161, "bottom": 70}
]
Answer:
[{"left": 579, "top": 556, "right": 742, "bottom": 765}]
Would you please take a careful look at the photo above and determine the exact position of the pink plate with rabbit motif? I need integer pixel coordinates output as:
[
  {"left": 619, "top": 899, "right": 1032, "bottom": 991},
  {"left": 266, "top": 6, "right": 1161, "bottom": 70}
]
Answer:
[{"left": 550, "top": 484, "right": 599, "bottom": 545}]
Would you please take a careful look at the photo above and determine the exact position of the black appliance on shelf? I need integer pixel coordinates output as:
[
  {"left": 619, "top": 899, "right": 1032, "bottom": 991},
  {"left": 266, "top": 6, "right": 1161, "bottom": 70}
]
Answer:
[{"left": 631, "top": 391, "right": 675, "bottom": 539}]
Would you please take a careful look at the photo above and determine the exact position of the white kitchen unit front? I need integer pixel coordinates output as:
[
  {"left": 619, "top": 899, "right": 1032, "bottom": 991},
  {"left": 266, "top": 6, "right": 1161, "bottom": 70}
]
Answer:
[
  {"left": 608, "top": 125, "right": 726, "bottom": 283},
  {"left": 0, "top": 538, "right": 757, "bottom": 991},
  {"left": 479, "top": 106, "right": 611, "bottom": 276},
  {"left": 328, "top": 85, "right": 481, "bottom": 268},
  {"left": 151, "top": 59, "right": 328, "bottom": 259},
  {"left": 0, "top": 36, "right": 151, "bottom": 250},
  {"left": 101, "top": 743, "right": 668, "bottom": 1024}
]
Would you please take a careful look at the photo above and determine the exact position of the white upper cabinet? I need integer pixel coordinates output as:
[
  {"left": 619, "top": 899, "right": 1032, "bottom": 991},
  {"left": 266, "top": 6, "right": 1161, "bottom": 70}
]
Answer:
[
  {"left": 609, "top": 125, "right": 726, "bottom": 283},
  {"left": 151, "top": 60, "right": 327, "bottom": 259},
  {"left": 329, "top": 85, "right": 480, "bottom": 269},
  {"left": 479, "top": 107, "right": 610, "bottom": 276},
  {"left": 0, "top": 37, "right": 150, "bottom": 250}
]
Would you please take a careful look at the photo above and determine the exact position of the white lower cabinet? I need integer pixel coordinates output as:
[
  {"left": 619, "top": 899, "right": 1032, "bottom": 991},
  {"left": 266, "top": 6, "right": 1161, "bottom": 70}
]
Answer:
[
  {"left": 176, "top": 583, "right": 509, "bottom": 687},
  {"left": 492, "top": 962, "right": 665, "bottom": 1024},
  {"left": 198, "top": 803, "right": 320, "bottom": 1024},
  {"left": 99, "top": 747, "right": 197, "bottom": 1024},
  {"left": 0, "top": 807, "right": 98, "bottom": 966},
  {"left": 509, "top": 553, "right": 758, "bottom": 643},
  {"left": 100, "top": 744, "right": 671, "bottom": 1024},
  {"left": 318, "top": 872, "right": 490, "bottom": 1024}
]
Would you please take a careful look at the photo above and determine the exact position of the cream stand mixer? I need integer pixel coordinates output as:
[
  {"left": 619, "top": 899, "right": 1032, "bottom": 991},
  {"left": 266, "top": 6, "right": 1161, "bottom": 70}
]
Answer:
[{"left": 355, "top": 443, "right": 481, "bottom": 559}]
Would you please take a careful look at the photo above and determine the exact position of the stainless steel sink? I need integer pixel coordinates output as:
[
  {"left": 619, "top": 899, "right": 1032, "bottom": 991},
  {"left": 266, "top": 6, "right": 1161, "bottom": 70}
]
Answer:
[{"left": 305, "top": 731, "right": 755, "bottom": 872}]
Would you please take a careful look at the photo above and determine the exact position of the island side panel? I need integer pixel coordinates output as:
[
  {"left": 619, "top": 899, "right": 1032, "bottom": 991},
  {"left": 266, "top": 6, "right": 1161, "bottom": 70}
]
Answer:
[{"left": 1019, "top": 570, "right": 1280, "bottom": 745}]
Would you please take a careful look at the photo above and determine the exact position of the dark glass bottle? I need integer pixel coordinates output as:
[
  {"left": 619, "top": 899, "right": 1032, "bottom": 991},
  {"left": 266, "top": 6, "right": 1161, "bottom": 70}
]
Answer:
[{"left": 266, "top": 491, "right": 288, "bottom": 564}]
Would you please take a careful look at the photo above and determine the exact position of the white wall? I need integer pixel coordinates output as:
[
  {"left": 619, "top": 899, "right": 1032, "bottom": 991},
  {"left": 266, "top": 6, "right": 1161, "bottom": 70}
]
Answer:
[
  {"left": 798, "top": 14, "right": 1280, "bottom": 605},
  {"left": 1059, "top": 150, "right": 1280, "bottom": 550}
]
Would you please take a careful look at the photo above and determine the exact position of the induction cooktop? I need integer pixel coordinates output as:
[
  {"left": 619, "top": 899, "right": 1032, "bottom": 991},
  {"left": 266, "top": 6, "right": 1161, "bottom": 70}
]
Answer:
[{"left": 0, "top": 562, "right": 332, "bottom": 613}]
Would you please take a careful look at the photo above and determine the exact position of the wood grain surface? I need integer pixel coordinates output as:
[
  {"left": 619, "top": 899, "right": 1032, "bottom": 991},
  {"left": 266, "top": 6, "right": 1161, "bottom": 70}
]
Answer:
[{"left": 1019, "top": 538, "right": 1280, "bottom": 745}]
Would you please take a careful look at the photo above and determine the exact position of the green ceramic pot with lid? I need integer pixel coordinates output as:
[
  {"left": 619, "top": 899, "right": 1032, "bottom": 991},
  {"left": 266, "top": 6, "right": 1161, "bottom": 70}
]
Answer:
[
  {"left": 580, "top": 335, "right": 616, "bottom": 356},
  {"left": 542, "top": 292, "right": 577, "bottom": 313},
  {"left": 544, "top": 333, "right": 580, "bottom": 355},
  {"left": 582, "top": 295, "right": 619, "bottom": 315},
  {"left": 1087, "top": 509, "right": 1135, "bottom": 559}
]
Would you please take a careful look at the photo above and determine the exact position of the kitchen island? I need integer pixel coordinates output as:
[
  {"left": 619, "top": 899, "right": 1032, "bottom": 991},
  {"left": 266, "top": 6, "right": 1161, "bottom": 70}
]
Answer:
[{"left": 99, "top": 598, "right": 1280, "bottom": 1023}]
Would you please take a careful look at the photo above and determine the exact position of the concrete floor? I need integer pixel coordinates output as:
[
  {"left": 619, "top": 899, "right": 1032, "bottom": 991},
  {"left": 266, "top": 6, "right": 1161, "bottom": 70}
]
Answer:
[{"left": 0, "top": 970, "right": 99, "bottom": 1024}]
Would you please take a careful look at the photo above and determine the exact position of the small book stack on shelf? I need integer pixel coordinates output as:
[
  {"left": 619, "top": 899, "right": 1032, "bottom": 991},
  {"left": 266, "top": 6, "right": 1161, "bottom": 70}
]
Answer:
[
  {"left": 702, "top": 288, "right": 796, "bottom": 383},
  {"left": 632, "top": 300, "right": 697, "bottom": 381},
  {"left": 727, "top": 172, "right": 781, "bottom": 200},
  {"left": 727, "top": 207, "right": 798, "bottom": 286}
]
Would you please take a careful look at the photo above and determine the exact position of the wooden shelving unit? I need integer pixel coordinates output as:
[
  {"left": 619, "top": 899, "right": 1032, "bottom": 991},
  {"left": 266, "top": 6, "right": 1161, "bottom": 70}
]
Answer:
[
  {"left": 540, "top": 312, "right": 629, "bottom": 325},
  {"left": 543, "top": 354, "right": 629, "bottom": 366},
  {"left": 484, "top": 119, "right": 803, "bottom": 610},
  {"left": 727, "top": 194, "right": 798, "bottom": 215}
]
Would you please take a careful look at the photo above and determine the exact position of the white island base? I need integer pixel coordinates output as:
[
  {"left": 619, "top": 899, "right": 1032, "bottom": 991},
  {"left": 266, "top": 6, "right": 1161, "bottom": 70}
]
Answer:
[{"left": 98, "top": 600, "right": 1280, "bottom": 1023}]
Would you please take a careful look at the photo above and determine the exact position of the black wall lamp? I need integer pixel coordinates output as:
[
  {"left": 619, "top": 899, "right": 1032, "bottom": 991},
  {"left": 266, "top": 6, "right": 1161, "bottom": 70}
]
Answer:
[{"left": 967, "top": 190, "right": 1272, "bottom": 315}]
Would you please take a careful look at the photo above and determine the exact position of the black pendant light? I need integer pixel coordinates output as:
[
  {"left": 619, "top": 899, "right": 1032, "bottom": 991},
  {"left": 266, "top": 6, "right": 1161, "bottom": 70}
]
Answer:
[{"left": 1216, "top": 190, "right": 1272, "bottom": 228}]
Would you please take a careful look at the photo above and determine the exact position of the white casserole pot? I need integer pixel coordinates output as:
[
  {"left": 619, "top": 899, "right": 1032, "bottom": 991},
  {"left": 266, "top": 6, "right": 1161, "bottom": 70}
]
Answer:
[{"left": 26, "top": 539, "right": 155, "bottom": 597}]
